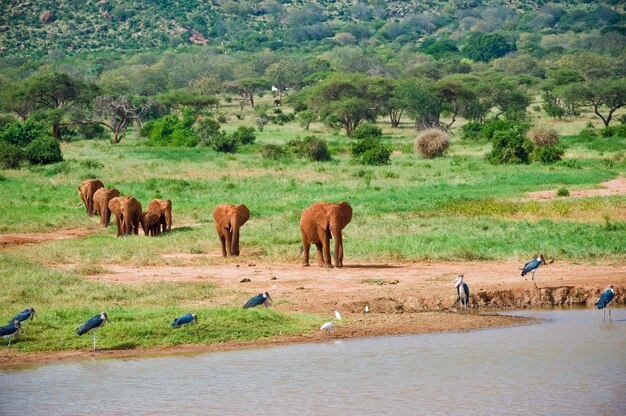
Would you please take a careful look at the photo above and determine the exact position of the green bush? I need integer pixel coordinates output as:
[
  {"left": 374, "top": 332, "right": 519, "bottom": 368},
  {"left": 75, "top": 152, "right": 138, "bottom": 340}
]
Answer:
[
  {"left": 145, "top": 115, "right": 198, "bottom": 147},
  {"left": 351, "top": 123, "right": 383, "bottom": 140},
  {"left": 286, "top": 136, "right": 331, "bottom": 161},
  {"left": 196, "top": 118, "right": 222, "bottom": 145},
  {"left": 487, "top": 129, "right": 534, "bottom": 165},
  {"left": 600, "top": 125, "right": 626, "bottom": 138},
  {"left": 0, "top": 120, "right": 50, "bottom": 147},
  {"left": 556, "top": 187, "right": 570, "bottom": 197},
  {"left": 231, "top": 126, "right": 256, "bottom": 145},
  {"left": 482, "top": 119, "right": 529, "bottom": 141},
  {"left": 210, "top": 131, "right": 238, "bottom": 153},
  {"left": 532, "top": 145, "right": 564, "bottom": 164},
  {"left": 460, "top": 121, "right": 483, "bottom": 141},
  {"left": 0, "top": 141, "right": 25, "bottom": 169},
  {"left": 351, "top": 137, "right": 391, "bottom": 166},
  {"left": 261, "top": 144, "right": 288, "bottom": 160},
  {"left": 415, "top": 129, "right": 449, "bottom": 159},
  {"left": 24, "top": 136, "right": 63, "bottom": 165},
  {"left": 77, "top": 123, "right": 109, "bottom": 141}
]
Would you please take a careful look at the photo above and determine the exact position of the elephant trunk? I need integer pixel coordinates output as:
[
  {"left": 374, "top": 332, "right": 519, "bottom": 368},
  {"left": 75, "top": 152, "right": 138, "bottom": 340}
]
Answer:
[{"left": 231, "top": 225, "right": 241, "bottom": 256}]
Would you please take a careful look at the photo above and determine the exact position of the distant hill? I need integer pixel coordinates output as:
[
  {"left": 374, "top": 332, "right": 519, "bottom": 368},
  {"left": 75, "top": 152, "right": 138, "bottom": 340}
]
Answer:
[{"left": 1, "top": 0, "right": 622, "bottom": 58}]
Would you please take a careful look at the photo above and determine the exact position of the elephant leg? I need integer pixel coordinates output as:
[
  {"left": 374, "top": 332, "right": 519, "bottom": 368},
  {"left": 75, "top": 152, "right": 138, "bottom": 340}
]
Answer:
[
  {"left": 87, "top": 197, "right": 94, "bottom": 217},
  {"left": 302, "top": 241, "right": 311, "bottom": 266},
  {"left": 315, "top": 242, "right": 326, "bottom": 267},
  {"left": 322, "top": 237, "right": 333, "bottom": 268},
  {"left": 219, "top": 234, "right": 227, "bottom": 257},
  {"left": 335, "top": 237, "right": 344, "bottom": 268},
  {"left": 224, "top": 229, "right": 232, "bottom": 256}
]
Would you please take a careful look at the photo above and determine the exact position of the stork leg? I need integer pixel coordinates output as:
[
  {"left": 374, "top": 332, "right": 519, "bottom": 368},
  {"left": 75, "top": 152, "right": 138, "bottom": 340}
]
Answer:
[
  {"left": 603, "top": 309, "right": 606, "bottom": 322},
  {"left": 531, "top": 272, "right": 537, "bottom": 289},
  {"left": 609, "top": 308, "right": 611, "bottom": 322},
  {"left": 93, "top": 330, "right": 97, "bottom": 351},
  {"left": 8, "top": 338, "right": 11, "bottom": 347}
]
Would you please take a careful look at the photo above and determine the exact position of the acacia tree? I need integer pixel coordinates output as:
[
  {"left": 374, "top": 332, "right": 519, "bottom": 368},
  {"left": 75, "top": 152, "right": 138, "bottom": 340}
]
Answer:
[
  {"left": 469, "top": 75, "right": 531, "bottom": 122},
  {"left": 568, "top": 79, "right": 626, "bottom": 127},
  {"left": 223, "top": 77, "right": 268, "bottom": 107},
  {"left": 92, "top": 95, "right": 154, "bottom": 144},
  {"left": 393, "top": 77, "right": 441, "bottom": 131},
  {"left": 305, "top": 74, "right": 388, "bottom": 135},
  {"left": 435, "top": 76, "right": 477, "bottom": 129},
  {"left": 9, "top": 72, "right": 97, "bottom": 138}
]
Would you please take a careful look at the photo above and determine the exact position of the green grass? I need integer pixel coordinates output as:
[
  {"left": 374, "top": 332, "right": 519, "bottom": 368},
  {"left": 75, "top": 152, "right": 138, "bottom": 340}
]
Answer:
[
  {"left": 0, "top": 124, "right": 625, "bottom": 354},
  {"left": 0, "top": 255, "right": 319, "bottom": 352}
]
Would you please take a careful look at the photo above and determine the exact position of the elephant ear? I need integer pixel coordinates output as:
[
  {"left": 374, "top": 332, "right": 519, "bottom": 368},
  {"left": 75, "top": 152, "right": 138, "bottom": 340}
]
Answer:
[
  {"left": 337, "top": 202, "right": 353, "bottom": 228},
  {"left": 235, "top": 204, "right": 250, "bottom": 225},
  {"left": 213, "top": 205, "right": 231, "bottom": 228},
  {"left": 316, "top": 205, "right": 330, "bottom": 230}
]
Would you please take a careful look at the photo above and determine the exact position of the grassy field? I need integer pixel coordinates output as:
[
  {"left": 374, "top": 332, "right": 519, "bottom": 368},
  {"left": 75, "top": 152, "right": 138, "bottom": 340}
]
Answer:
[{"left": 1, "top": 109, "right": 625, "bottom": 353}]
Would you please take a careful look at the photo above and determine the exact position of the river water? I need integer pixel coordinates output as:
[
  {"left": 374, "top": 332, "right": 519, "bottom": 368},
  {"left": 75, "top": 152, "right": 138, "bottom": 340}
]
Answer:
[{"left": 1, "top": 308, "right": 625, "bottom": 415}]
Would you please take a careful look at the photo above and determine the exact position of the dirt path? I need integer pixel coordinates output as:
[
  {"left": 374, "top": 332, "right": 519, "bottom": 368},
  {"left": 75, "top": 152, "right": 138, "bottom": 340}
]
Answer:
[
  {"left": 523, "top": 176, "right": 626, "bottom": 201},
  {"left": 0, "top": 228, "right": 96, "bottom": 249}
]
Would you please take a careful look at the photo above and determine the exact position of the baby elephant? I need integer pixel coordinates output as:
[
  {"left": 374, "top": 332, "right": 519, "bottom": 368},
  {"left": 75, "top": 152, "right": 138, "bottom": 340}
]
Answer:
[
  {"left": 213, "top": 204, "right": 250, "bottom": 256},
  {"left": 140, "top": 211, "right": 161, "bottom": 236}
]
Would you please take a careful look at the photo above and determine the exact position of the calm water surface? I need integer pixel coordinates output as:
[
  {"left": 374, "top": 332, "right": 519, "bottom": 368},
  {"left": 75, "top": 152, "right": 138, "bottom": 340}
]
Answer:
[{"left": 1, "top": 308, "right": 625, "bottom": 415}]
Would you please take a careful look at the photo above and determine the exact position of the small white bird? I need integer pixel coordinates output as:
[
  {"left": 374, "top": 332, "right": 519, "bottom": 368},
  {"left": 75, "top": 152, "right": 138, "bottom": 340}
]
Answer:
[
  {"left": 364, "top": 305, "right": 369, "bottom": 313},
  {"left": 334, "top": 310, "right": 342, "bottom": 320},
  {"left": 320, "top": 322, "right": 334, "bottom": 333}
]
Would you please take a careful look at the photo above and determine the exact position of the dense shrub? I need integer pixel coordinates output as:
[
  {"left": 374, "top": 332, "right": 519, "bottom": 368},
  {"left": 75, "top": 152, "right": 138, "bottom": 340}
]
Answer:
[
  {"left": 76, "top": 123, "right": 109, "bottom": 141},
  {"left": 195, "top": 118, "right": 222, "bottom": 145},
  {"left": 261, "top": 144, "right": 287, "bottom": 160},
  {"left": 415, "top": 129, "right": 449, "bottom": 159},
  {"left": 528, "top": 127, "right": 559, "bottom": 146},
  {"left": 557, "top": 187, "right": 570, "bottom": 197},
  {"left": 532, "top": 145, "right": 564, "bottom": 164},
  {"left": 487, "top": 129, "right": 534, "bottom": 164},
  {"left": 209, "top": 131, "right": 238, "bottom": 153},
  {"left": 0, "top": 141, "right": 25, "bottom": 169},
  {"left": 460, "top": 121, "right": 483, "bottom": 141},
  {"left": 271, "top": 112, "right": 295, "bottom": 125},
  {"left": 286, "top": 136, "right": 331, "bottom": 161},
  {"left": 231, "top": 126, "right": 256, "bottom": 144},
  {"left": 543, "top": 103, "right": 565, "bottom": 118},
  {"left": 0, "top": 120, "right": 50, "bottom": 147},
  {"left": 24, "top": 136, "right": 63, "bottom": 165},
  {"left": 482, "top": 119, "right": 529, "bottom": 141},
  {"left": 351, "top": 137, "right": 391, "bottom": 165},
  {"left": 351, "top": 123, "right": 383, "bottom": 140},
  {"left": 600, "top": 125, "right": 626, "bottom": 138},
  {"left": 144, "top": 115, "right": 198, "bottom": 147}
]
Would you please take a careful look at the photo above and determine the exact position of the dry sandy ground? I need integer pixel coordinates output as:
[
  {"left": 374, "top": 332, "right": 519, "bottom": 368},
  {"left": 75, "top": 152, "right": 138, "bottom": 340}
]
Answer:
[{"left": 523, "top": 176, "right": 626, "bottom": 201}]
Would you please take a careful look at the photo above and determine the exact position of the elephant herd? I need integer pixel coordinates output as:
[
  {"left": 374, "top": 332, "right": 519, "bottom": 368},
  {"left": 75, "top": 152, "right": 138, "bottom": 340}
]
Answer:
[
  {"left": 78, "top": 179, "right": 172, "bottom": 237},
  {"left": 78, "top": 180, "right": 354, "bottom": 267}
]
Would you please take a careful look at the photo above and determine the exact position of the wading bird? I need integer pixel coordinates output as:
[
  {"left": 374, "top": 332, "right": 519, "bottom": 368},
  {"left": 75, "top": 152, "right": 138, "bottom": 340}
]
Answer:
[
  {"left": 364, "top": 305, "right": 369, "bottom": 313},
  {"left": 335, "top": 310, "right": 342, "bottom": 320},
  {"left": 320, "top": 322, "right": 334, "bottom": 334},
  {"left": 595, "top": 285, "right": 615, "bottom": 322},
  {"left": 9, "top": 307, "right": 36, "bottom": 324},
  {"left": 521, "top": 254, "right": 547, "bottom": 288},
  {"left": 454, "top": 275, "right": 470, "bottom": 311},
  {"left": 171, "top": 313, "right": 197, "bottom": 328},
  {"left": 244, "top": 292, "right": 272, "bottom": 309},
  {"left": 0, "top": 321, "right": 21, "bottom": 347},
  {"left": 76, "top": 312, "right": 110, "bottom": 351}
]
